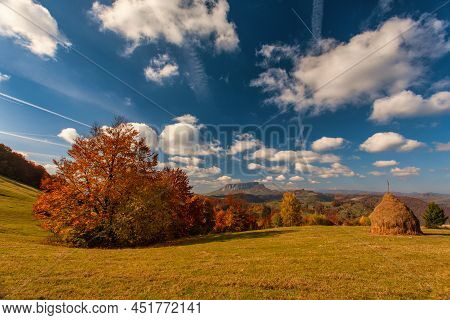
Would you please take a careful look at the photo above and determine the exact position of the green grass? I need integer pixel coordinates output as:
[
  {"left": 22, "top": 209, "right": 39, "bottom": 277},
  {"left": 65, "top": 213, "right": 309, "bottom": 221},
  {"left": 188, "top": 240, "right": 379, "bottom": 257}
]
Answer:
[{"left": 0, "top": 176, "right": 449, "bottom": 299}]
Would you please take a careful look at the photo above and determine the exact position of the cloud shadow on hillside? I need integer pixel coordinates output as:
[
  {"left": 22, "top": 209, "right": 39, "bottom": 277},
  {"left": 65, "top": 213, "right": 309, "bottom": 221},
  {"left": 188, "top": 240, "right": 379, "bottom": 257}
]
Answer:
[{"left": 156, "top": 229, "right": 296, "bottom": 247}]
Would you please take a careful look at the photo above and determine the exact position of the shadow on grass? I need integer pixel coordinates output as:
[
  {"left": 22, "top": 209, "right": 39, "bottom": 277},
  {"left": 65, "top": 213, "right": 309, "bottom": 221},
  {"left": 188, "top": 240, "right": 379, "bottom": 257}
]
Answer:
[
  {"left": 156, "top": 229, "right": 297, "bottom": 247},
  {"left": 422, "top": 232, "right": 450, "bottom": 236}
]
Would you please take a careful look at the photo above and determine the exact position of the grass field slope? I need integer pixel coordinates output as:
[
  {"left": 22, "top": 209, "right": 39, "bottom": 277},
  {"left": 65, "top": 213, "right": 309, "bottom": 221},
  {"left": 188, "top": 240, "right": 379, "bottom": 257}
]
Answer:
[{"left": 0, "top": 176, "right": 449, "bottom": 299}]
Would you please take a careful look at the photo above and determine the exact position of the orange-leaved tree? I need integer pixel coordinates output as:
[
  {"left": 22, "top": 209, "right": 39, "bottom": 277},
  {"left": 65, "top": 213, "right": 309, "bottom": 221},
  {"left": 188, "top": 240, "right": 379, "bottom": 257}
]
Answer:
[{"left": 33, "top": 121, "right": 194, "bottom": 247}]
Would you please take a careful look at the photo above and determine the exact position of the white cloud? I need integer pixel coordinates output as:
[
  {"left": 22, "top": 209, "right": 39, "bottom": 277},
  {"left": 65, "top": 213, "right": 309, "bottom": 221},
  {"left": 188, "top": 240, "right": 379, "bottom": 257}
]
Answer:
[
  {"left": 247, "top": 162, "right": 265, "bottom": 170},
  {"left": 289, "top": 175, "right": 304, "bottom": 182},
  {"left": 128, "top": 122, "right": 158, "bottom": 150},
  {"left": 160, "top": 114, "right": 221, "bottom": 155},
  {"left": 101, "top": 123, "right": 158, "bottom": 150},
  {"left": 184, "top": 165, "right": 221, "bottom": 178},
  {"left": 391, "top": 166, "right": 420, "bottom": 177},
  {"left": 0, "top": 73, "right": 10, "bottom": 82},
  {"left": 360, "top": 132, "right": 424, "bottom": 153},
  {"left": 57, "top": 128, "right": 79, "bottom": 144},
  {"left": 311, "top": 137, "right": 345, "bottom": 152},
  {"left": 228, "top": 134, "right": 260, "bottom": 155},
  {"left": 275, "top": 174, "right": 286, "bottom": 181},
  {"left": 373, "top": 160, "right": 398, "bottom": 167},
  {"left": 435, "top": 142, "right": 450, "bottom": 152},
  {"left": 158, "top": 160, "right": 220, "bottom": 179},
  {"left": 369, "top": 170, "right": 386, "bottom": 176},
  {"left": 173, "top": 114, "right": 198, "bottom": 125},
  {"left": 256, "top": 44, "right": 299, "bottom": 66},
  {"left": 252, "top": 16, "right": 449, "bottom": 114},
  {"left": 295, "top": 162, "right": 356, "bottom": 179},
  {"left": 397, "top": 139, "right": 425, "bottom": 152},
  {"left": 169, "top": 156, "right": 203, "bottom": 166},
  {"left": 216, "top": 175, "right": 240, "bottom": 184},
  {"left": 370, "top": 90, "right": 450, "bottom": 123},
  {"left": 0, "top": 0, "right": 69, "bottom": 58},
  {"left": 43, "top": 163, "right": 57, "bottom": 174},
  {"left": 247, "top": 162, "right": 288, "bottom": 173},
  {"left": 144, "top": 54, "right": 179, "bottom": 84},
  {"left": 91, "top": 0, "right": 239, "bottom": 53},
  {"left": 247, "top": 147, "right": 277, "bottom": 160},
  {"left": 432, "top": 78, "right": 450, "bottom": 91},
  {"left": 268, "top": 150, "right": 339, "bottom": 164}
]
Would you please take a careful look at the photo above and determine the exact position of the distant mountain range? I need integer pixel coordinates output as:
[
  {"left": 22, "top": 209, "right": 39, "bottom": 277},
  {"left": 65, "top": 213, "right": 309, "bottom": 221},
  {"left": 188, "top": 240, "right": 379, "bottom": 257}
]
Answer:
[
  {"left": 207, "top": 182, "right": 333, "bottom": 203},
  {"left": 206, "top": 182, "right": 450, "bottom": 222},
  {"left": 207, "top": 182, "right": 283, "bottom": 202}
]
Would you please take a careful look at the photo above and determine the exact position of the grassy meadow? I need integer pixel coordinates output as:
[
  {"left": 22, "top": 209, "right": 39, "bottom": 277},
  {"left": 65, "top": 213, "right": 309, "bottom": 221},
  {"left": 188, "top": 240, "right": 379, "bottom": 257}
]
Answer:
[{"left": 0, "top": 175, "right": 449, "bottom": 299}]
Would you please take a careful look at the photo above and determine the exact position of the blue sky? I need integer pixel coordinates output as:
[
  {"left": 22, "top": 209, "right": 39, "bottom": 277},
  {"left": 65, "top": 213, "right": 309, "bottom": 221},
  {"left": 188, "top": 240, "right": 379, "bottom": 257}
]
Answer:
[{"left": 0, "top": 0, "right": 449, "bottom": 193}]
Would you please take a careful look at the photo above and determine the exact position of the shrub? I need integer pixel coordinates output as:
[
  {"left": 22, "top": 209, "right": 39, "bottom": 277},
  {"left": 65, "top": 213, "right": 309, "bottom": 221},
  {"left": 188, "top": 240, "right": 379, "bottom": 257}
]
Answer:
[
  {"left": 358, "top": 216, "right": 371, "bottom": 226},
  {"left": 423, "top": 202, "right": 448, "bottom": 228},
  {"left": 271, "top": 212, "right": 283, "bottom": 227},
  {"left": 302, "top": 214, "right": 333, "bottom": 226},
  {"left": 251, "top": 204, "right": 272, "bottom": 229},
  {"left": 280, "top": 192, "right": 302, "bottom": 226}
]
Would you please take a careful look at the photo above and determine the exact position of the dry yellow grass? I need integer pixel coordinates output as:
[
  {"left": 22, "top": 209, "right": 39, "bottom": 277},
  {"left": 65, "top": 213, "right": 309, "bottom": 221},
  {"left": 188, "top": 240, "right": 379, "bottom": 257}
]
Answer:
[{"left": 1, "top": 176, "right": 449, "bottom": 299}]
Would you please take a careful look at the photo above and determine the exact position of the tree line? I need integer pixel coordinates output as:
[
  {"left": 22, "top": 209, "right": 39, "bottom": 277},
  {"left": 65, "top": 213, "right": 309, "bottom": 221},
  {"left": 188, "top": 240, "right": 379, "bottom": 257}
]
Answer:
[
  {"left": 27, "top": 121, "right": 448, "bottom": 247},
  {"left": 0, "top": 143, "right": 48, "bottom": 188}
]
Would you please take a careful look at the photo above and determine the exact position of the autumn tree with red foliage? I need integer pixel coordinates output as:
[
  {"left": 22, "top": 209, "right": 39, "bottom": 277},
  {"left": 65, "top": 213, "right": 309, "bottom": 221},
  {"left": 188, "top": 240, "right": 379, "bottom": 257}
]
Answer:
[
  {"left": 213, "top": 195, "right": 257, "bottom": 232},
  {"left": 34, "top": 122, "right": 196, "bottom": 247}
]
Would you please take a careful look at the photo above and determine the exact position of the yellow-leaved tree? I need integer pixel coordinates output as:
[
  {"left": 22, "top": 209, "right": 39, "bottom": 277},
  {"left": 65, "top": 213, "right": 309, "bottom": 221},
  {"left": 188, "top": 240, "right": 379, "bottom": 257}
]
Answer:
[{"left": 280, "top": 192, "right": 302, "bottom": 226}]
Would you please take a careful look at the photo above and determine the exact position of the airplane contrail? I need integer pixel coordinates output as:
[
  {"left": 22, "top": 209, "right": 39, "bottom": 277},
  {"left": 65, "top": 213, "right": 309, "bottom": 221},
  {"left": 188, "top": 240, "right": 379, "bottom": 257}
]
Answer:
[
  {"left": 0, "top": 131, "right": 70, "bottom": 147},
  {"left": 0, "top": 92, "right": 90, "bottom": 128},
  {"left": 312, "top": 0, "right": 324, "bottom": 41}
]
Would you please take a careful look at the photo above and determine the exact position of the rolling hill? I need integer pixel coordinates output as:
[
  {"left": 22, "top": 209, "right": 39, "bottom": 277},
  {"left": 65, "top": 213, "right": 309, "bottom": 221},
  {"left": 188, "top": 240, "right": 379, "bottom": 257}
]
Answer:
[{"left": 0, "top": 175, "right": 449, "bottom": 299}]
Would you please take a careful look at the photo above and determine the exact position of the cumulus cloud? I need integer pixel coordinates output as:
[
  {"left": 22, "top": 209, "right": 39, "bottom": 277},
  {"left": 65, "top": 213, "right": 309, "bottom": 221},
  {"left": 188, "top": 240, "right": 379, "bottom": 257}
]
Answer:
[
  {"left": 369, "top": 170, "right": 386, "bottom": 176},
  {"left": 295, "top": 162, "right": 355, "bottom": 179},
  {"left": 184, "top": 165, "right": 221, "bottom": 178},
  {"left": 0, "top": 73, "right": 10, "bottom": 82},
  {"left": 311, "top": 137, "right": 345, "bottom": 152},
  {"left": 169, "top": 156, "right": 203, "bottom": 166},
  {"left": 160, "top": 114, "right": 221, "bottom": 155},
  {"left": 43, "top": 163, "right": 57, "bottom": 175},
  {"left": 0, "top": 0, "right": 70, "bottom": 58},
  {"left": 228, "top": 134, "right": 260, "bottom": 155},
  {"left": 247, "top": 162, "right": 288, "bottom": 173},
  {"left": 247, "top": 147, "right": 277, "bottom": 160},
  {"left": 275, "top": 174, "right": 286, "bottom": 181},
  {"left": 370, "top": 90, "right": 450, "bottom": 123},
  {"left": 247, "top": 162, "right": 265, "bottom": 170},
  {"left": 391, "top": 166, "right": 420, "bottom": 177},
  {"left": 360, "top": 132, "right": 424, "bottom": 153},
  {"left": 269, "top": 150, "right": 339, "bottom": 164},
  {"left": 432, "top": 77, "right": 450, "bottom": 91},
  {"left": 128, "top": 122, "right": 158, "bottom": 150},
  {"left": 252, "top": 16, "right": 450, "bottom": 114},
  {"left": 101, "top": 122, "right": 158, "bottom": 150},
  {"left": 434, "top": 142, "right": 450, "bottom": 152},
  {"left": 57, "top": 128, "right": 79, "bottom": 144},
  {"left": 91, "top": 0, "right": 238, "bottom": 53},
  {"left": 144, "top": 54, "right": 179, "bottom": 84},
  {"left": 373, "top": 160, "right": 398, "bottom": 167},
  {"left": 256, "top": 44, "right": 299, "bottom": 66},
  {"left": 289, "top": 175, "right": 304, "bottom": 182}
]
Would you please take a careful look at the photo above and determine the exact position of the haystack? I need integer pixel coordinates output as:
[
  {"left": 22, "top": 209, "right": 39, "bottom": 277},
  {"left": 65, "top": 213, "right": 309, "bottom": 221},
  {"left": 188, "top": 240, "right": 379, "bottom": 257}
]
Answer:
[{"left": 370, "top": 193, "right": 422, "bottom": 235}]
